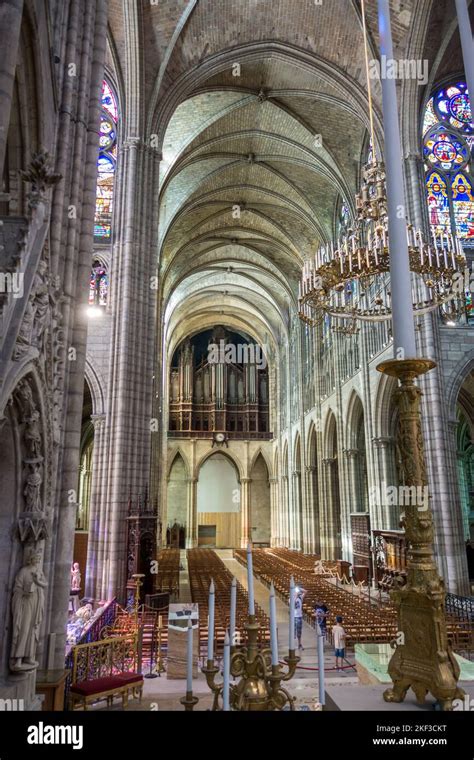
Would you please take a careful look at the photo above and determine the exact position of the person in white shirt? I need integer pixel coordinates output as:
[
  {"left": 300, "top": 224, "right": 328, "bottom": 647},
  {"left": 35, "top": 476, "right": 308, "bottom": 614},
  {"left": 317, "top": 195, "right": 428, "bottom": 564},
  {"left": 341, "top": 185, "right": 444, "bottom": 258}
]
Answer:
[
  {"left": 293, "top": 586, "right": 307, "bottom": 650},
  {"left": 332, "top": 615, "right": 346, "bottom": 672}
]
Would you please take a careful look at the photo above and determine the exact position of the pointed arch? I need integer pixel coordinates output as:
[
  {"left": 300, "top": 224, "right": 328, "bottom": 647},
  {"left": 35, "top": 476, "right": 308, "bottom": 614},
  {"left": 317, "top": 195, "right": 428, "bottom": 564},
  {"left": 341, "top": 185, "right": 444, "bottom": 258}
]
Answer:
[
  {"left": 249, "top": 452, "right": 271, "bottom": 545},
  {"left": 167, "top": 446, "right": 191, "bottom": 479},
  {"left": 249, "top": 446, "right": 273, "bottom": 479},
  {"left": 194, "top": 447, "right": 244, "bottom": 481}
]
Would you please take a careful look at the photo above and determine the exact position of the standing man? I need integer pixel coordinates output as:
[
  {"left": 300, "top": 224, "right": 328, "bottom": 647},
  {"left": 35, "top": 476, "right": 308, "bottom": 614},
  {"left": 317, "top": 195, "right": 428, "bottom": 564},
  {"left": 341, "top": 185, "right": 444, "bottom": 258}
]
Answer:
[{"left": 294, "top": 586, "right": 307, "bottom": 650}]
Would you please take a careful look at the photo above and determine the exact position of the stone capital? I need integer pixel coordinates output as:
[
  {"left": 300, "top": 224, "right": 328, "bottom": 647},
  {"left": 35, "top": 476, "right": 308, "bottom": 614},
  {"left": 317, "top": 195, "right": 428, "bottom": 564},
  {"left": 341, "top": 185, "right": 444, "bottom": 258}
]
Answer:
[
  {"left": 91, "top": 413, "right": 106, "bottom": 429},
  {"left": 343, "top": 448, "right": 360, "bottom": 459},
  {"left": 322, "top": 457, "right": 336, "bottom": 467},
  {"left": 372, "top": 436, "right": 394, "bottom": 449}
]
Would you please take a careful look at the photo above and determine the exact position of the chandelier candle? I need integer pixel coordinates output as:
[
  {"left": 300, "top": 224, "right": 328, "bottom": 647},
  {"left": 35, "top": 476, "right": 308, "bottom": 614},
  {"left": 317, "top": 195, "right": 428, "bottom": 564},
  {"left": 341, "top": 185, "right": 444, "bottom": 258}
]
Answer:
[
  {"left": 269, "top": 582, "right": 279, "bottom": 667},
  {"left": 223, "top": 631, "right": 230, "bottom": 711},
  {"left": 230, "top": 577, "right": 237, "bottom": 646},
  {"left": 186, "top": 619, "right": 193, "bottom": 694},
  {"left": 289, "top": 576, "right": 295, "bottom": 652},
  {"left": 247, "top": 543, "right": 255, "bottom": 616},
  {"left": 208, "top": 579, "right": 215, "bottom": 661}
]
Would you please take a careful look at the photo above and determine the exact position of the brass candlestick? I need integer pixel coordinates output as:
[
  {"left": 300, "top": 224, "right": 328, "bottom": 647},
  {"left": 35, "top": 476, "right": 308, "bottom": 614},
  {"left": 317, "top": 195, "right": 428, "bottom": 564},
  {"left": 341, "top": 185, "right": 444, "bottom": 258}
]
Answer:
[
  {"left": 131, "top": 573, "right": 145, "bottom": 627},
  {"left": 155, "top": 616, "right": 166, "bottom": 675},
  {"left": 180, "top": 691, "right": 199, "bottom": 712},
  {"left": 202, "top": 615, "right": 300, "bottom": 711},
  {"left": 377, "top": 359, "right": 465, "bottom": 710}
]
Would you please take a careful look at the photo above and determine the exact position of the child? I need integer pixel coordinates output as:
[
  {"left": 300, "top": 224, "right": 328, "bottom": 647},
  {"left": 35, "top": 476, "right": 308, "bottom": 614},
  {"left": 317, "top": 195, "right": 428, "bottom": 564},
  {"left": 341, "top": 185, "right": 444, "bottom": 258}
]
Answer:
[{"left": 332, "top": 615, "right": 346, "bottom": 672}]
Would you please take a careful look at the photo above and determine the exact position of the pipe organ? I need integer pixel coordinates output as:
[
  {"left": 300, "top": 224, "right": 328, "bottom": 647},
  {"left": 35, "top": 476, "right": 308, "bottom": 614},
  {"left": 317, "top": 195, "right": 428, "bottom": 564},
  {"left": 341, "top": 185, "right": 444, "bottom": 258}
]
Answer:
[{"left": 169, "top": 327, "right": 270, "bottom": 436}]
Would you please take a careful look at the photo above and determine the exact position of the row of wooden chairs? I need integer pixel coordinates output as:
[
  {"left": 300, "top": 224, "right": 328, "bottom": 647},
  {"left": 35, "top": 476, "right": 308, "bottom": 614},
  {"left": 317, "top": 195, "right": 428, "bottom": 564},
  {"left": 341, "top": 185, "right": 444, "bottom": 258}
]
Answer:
[
  {"left": 235, "top": 548, "right": 398, "bottom": 648},
  {"left": 236, "top": 548, "right": 473, "bottom": 655},
  {"left": 187, "top": 549, "right": 270, "bottom": 657},
  {"left": 154, "top": 548, "right": 180, "bottom": 595}
]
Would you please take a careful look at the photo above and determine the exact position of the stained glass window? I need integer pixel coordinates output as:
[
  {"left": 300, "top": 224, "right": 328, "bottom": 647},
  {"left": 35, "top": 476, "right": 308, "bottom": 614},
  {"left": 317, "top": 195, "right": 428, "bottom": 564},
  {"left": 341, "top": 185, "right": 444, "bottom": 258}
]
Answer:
[
  {"left": 426, "top": 172, "right": 450, "bottom": 233},
  {"left": 89, "top": 261, "right": 108, "bottom": 306},
  {"left": 423, "top": 80, "right": 473, "bottom": 243},
  {"left": 94, "top": 80, "right": 118, "bottom": 242},
  {"left": 338, "top": 201, "right": 350, "bottom": 237}
]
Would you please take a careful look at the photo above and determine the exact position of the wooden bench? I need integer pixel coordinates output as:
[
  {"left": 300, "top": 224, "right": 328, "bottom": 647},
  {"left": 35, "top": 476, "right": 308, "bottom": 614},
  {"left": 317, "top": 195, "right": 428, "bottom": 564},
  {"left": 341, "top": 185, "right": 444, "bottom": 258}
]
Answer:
[{"left": 69, "top": 634, "right": 143, "bottom": 710}]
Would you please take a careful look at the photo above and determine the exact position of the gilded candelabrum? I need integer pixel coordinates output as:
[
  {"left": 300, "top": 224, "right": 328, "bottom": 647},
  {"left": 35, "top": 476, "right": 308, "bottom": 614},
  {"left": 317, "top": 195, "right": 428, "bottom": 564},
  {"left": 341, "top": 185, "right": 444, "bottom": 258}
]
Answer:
[
  {"left": 131, "top": 573, "right": 145, "bottom": 626},
  {"left": 202, "top": 615, "right": 300, "bottom": 711},
  {"left": 377, "top": 359, "right": 465, "bottom": 711}
]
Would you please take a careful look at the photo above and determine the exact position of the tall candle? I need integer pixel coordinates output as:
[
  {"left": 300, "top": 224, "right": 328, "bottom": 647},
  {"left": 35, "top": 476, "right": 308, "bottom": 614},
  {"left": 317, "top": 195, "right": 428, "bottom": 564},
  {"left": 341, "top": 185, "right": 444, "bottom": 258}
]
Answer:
[
  {"left": 186, "top": 619, "right": 193, "bottom": 693},
  {"left": 247, "top": 543, "right": 255, "bottom": 616},
  {"left": 208, "top": 579, "right": 215, "bottom": 661},
  {"left": 223, "top": 630, "right": 230, "bottom": 711},
  {"left": 289, "top": 576, "right": 295, "bottom": 651},
  {"left": 230, "top": 577, "right": 237, "bottom": 646},
  {"left": 270, "top": 582, "right": 279, "bottom": 666}
]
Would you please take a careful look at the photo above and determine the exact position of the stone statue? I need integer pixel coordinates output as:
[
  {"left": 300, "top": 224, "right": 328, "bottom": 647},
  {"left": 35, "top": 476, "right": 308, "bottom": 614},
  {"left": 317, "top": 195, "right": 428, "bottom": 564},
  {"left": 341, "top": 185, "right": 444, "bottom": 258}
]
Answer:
[
  {"left": 23, "top": 464, "right": 42, "bottom": 512},
  {"left": 24, "top": 410, "right": 42, "bottom": 459},
  {"left": 14, "top": 301, "right": 35, "bottom": 359},
  {"left": 31, "top": 259, "right": 50, "bottom": 351},
  {"left": 10, "top": 549, "right": 47, "bottom": 671},
  {"left": 70, "top": 562, "right": 81, "bottom": 590}
]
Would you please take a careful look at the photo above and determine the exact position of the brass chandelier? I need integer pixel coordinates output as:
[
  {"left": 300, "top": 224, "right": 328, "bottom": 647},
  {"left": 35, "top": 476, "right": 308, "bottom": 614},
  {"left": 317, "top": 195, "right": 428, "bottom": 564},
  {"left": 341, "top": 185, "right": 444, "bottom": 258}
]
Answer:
[
  {"left": 297, "top": 0, "right": 467, "bottom": 334},
  {"left": 298, "top": 158, "right": 466, "bottom": 331}
]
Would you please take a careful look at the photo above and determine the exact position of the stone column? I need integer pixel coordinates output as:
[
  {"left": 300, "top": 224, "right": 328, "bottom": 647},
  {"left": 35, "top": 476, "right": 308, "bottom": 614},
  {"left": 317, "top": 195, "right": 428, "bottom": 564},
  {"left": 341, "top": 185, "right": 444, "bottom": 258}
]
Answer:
[
  {"left": 48, "top": 0, "right": 109, "bottom": 668},
  {"left": 372, "top": 436, "right": 398, "bottom": 530},
  {"left": 186, "top": 477, "right": 198, "bottom": 548},
  {"left": 291, "top": 469, "right": 302, "bottom": 550},
  {"left": 281, "top": 474, "right": 289, "bottom": 547},
  {"left": 269, "top": 477, "right": 278, "bottom": 547},
  {"left": 0, "top": 0, "right": 24, "bottom": 175},
  {"left": 321, "top": 458, "right": 339, "bottom": 559},
  {"left": 85, "top": 413, "right": 106, "bottom": 599},
  {"left": 240, "top": 477, "right": 251, "bottom": 547},
  {"left": 304, "top": 465, "right": 317, "bottom": 554}
]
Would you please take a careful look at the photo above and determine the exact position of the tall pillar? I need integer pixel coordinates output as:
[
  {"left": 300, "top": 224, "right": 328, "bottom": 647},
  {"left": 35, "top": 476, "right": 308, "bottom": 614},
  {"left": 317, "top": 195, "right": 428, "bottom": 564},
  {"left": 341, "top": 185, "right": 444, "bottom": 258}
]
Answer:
[
  {"left": 291, "top": 470, "right": 302, "bottom": 550},
  {"left": 281, "top": 474, "right": 289, "bottom": 547},
  {"left": 455, "top": 0, "right": 474, "bottom": 104},
  {"left": 0, "top": 0, "right": 24, "bottom": 175},
  {"left": 321, "top": 458, "right": 339, "bottom": 559},
  {"left": 85, "top": 413, "right": 106, "bottom": 599},
  {"left": 186, "top": 477, "right": 198, "bottom": 548},
  {"left": 240, "top": 477, "right": 251, "bottom": 547},
  {"left": 372, "top": 436, "right": 398, "bottom": 530},
  {"left": 304, "top": 465, "right": 317, "bottom": 554},
  {"left": 48, "top": 0, "right": 109, "bottom": 668},
  {"left": 269, "top": 477, "right": 278, "bottom": 547}
]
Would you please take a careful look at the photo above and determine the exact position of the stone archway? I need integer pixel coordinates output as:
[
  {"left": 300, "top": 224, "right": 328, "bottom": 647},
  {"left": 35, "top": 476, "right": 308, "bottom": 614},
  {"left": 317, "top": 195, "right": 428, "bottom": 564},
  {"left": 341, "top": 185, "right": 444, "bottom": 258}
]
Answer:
[
  {"left": 167, "top": 452, "right": 188, "bottom": 548},
  {"left": 196, "top": 452, "right": 241, "bottom": 548},
  {"left": 249, "top": 453, "right": 271, "bottom": 546}
]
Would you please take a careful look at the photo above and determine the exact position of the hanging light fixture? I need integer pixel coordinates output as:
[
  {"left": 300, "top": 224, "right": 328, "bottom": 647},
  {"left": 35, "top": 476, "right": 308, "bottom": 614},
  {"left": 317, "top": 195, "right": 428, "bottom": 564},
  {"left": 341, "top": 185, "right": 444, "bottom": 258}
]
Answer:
[{"left": 298, "top": 0, "right": 467, "bottom": 333}]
